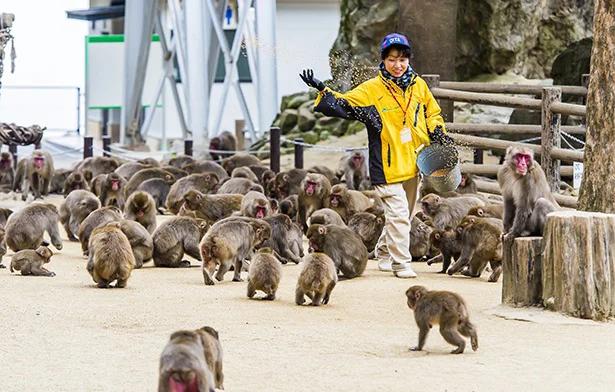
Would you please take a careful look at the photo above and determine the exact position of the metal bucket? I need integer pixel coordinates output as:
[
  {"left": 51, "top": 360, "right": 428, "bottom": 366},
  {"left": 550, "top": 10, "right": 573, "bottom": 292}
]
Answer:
[{"left": 416, "top": 143, "right": 461, "bottom": 193}]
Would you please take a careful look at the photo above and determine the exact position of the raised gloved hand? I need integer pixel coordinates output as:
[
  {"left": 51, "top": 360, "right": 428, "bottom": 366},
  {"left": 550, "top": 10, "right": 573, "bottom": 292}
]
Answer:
[
  {"left": 429, "top": 125, "right": 454, "bottom": 146},
  {"left": 299, "top": 69, "right": 326, "bottom": 91}
]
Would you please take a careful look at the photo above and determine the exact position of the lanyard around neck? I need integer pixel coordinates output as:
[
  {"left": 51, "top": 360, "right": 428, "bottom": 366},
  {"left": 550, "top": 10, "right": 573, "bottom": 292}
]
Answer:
[{"left": 385, "top": 82, "right": 413, "bottom": 126}]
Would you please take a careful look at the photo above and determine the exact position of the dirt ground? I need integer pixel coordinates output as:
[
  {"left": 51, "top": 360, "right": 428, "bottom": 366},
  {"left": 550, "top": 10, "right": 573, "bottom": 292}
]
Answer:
[{"left": 1, "top": 137, "right": 613, "bottom": 391}]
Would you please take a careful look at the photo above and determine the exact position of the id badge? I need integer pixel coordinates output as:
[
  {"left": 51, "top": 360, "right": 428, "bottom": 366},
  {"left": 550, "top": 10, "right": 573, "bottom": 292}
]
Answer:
[{"left": 400, "top": 127, "right": 412, "bottom": 144}]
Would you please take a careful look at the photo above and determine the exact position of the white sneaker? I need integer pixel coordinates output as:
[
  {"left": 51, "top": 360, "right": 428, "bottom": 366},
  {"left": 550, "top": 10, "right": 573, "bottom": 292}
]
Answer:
[
  {"left": 393, "top": 264, "right": 417, "bottom": 278},
  {"left": 378, "top": 259, "right": 393, "bottom": 272}
]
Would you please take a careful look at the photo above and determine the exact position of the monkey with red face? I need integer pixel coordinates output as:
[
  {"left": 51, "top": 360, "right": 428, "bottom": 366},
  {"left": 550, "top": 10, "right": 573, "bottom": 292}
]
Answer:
[{"left": 497, "top": 146, "right": 558, "bottom": 243}]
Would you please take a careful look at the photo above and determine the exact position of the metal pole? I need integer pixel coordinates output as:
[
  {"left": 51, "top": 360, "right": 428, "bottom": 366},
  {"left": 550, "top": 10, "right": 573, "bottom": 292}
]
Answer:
[
  {"left": 185, "top": 139, "right": 193, "bottom": 156},
  {"left": 294, "top": 138, "right": 304, "bottom": 169},
  {"left": 9, "top": 145, "right": 17, "bottom": 169},
  {"left": 84, "top": 136, "right": 94, "bottom": 159},
  {"left": 102, "top": 136, "right": 111, "bottom": 157},
  {"left": 185, "top": 0, "right": 209, "bottom": 145},
  {"left": 76, "top": 87, "right": 81, "bottom": 135},
  {"left": 270, "top": 127, "right": 280, "bottom": 173},
  {"left": 255, "top": 0, "right": 279, "bottom": 138}
]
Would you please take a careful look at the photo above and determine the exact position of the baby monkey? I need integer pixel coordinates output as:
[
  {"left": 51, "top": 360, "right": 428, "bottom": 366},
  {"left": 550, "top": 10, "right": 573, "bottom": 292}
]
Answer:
[
  {"left": 405, "top": 285, "right": 478, "bottom": 354},
  {"left": 10, "top": 246, "right": 55, "bottom": 277}
]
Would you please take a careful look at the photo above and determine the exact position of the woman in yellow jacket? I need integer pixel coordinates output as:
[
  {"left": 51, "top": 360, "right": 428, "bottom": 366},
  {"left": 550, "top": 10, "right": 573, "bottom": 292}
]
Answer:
[{"left": 300, "top": 33, "right": 452, "bottom": 278}]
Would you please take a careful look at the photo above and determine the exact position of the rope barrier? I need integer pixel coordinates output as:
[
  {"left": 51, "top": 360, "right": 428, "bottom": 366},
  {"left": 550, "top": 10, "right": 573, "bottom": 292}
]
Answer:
[
  {"left": 561, "top": 130, "right": 586, "bottom": 148},
  {"left": 92, "top": 147, "right": 139, "bottom": 162},
  {"left": 279, "top": 136, "right": 367, "bottom": 153},
  {"left": 192, "top": 147, "right": 295, "bottom": 155}
]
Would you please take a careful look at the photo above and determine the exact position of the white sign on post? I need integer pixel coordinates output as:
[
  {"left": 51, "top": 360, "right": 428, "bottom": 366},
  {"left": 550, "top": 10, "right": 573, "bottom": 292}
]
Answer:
[{"left": 573, "top": 162, "right": 584, "bottom": 189}]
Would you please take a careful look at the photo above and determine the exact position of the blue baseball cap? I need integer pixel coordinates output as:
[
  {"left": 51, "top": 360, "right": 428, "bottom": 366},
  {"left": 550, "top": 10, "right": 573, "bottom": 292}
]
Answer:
[{"left": 381, "top": 33, "right": 411, "bottom": 52}]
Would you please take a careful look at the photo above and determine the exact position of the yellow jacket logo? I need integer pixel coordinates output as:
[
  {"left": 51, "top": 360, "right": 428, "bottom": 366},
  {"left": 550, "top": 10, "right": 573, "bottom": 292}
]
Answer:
[{"left": 382, "top": 106, "right": 400, "bottom": 112}]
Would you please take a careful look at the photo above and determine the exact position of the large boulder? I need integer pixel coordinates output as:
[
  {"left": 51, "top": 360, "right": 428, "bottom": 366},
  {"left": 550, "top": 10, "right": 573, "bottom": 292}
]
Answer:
[
  {"left": 550, "top": 38, "right": 592, "bottom": 87},
  {"left": 297, "top": 107, "right": 317, "bottom": 132},
  {"left": 279, "top": 109, "right": 298, "bottom": 134}
]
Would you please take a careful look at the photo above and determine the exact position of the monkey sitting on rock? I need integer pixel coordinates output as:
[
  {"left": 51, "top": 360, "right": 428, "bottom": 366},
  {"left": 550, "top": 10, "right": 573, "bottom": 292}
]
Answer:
[{"left": 406, "top": 285, "right": 478, "bottom": 354}]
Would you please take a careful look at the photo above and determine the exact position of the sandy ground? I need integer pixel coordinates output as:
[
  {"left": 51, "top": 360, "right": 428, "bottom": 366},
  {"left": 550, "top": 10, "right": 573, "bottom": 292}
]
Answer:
[{"left": 1, "top": 138, "right": 613, "bottom": 392}]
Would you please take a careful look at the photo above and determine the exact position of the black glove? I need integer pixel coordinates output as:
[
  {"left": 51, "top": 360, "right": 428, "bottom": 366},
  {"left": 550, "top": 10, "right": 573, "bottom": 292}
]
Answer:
[
  {"left": 300, "top": 69, "right": 326, "bottom": 91},
  {"left": 429, "top": 125, "right": 454, "bottom": 146}
]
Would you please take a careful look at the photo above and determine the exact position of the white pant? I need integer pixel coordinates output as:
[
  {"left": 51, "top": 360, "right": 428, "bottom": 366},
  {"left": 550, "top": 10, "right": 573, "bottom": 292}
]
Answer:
[{"left": 374, "top": 177, "right": 420, "bottom": 267}]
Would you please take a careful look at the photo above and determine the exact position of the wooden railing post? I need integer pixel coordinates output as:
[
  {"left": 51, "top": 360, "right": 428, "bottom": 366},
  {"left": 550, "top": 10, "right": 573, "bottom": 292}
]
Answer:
[
  {"left": 83, "top": 136, "right": 93, "bottom": 159},
  {"left": 270, "top": 127, "right": 280, "bottom": 173},
  {"left": 184, "top": 139, "right": 193, "bottom": 157},
  {"left": 294, "top": 138, "right": 304, "bottom": 169},
  {"left": 102, "top": 136, "right": 111, "bottom": 157},
  {"left": 541, "top": 87, "right": 562, "bottom": 193},
  {"left": 9, "top": 144, "right": 17, "bottom": 169}
]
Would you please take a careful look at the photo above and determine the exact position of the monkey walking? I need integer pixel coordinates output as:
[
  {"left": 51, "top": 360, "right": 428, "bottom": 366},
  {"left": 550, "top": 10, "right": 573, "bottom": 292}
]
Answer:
[
  {"left": 406, "top": 285, "right": 478, "bottom": 354},
  {"left": 247, "top": 247, "right": 282, "bottom": 300},
  {"left": 10, "top": 246, "right": 55, "bottom": 277},
  {"left": 296, "top": 253, "right": 337, "bottom": 306}
]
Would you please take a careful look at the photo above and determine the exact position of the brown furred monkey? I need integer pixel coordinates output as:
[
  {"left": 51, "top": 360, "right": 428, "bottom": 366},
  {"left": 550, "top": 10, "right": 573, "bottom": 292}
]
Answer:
[
  {"left": 182, "top": 190, "right": 243, "bottom": 224},
  {"left": 124, "top": 168, "right": 175, "bottom": 198},
  {"left": 124, "top": 191, "right": 157, "bottom": 234},
  {"left": 6, "top": 204, "right": 63, "bottom": 252},
  {"left": 153, "top": 217, "right": 210, "bottom": 268},
  {"left": 109, "top": 220, "right": 154, "bottom": 269},
  {"left": 456, "top": 173, "right": 477, "bottom": 194},
  {"left": 0, "top": 151, "right": 15, "bottom": 191},
  {"left": 97, "top": 172, "right": 127, "bottom": 210},
  {"left": 328, "top": 184, "right": 372, "bottom": 222},
  {"left": 166, "top": 173, "right": 220, "bottom": 214},
  {"left": 306, "top": 224, "right": 368, "bottom": 279},
  {"left": 158, "top": 327, "right": 224, "bottom": 392},
  {"left": 426, "top": 229, "right": 461, "bottom": 274},
  {"left": 247, "top": 247, "right": 282, "bottom": 300},
  {"left": 420, "top": 193, "right": 486, "bottom": 229},
  {"left": 236, "top": 191, "right": 273, "bottom": 219},
  {"left": 16, "top": 150, "right": 54, "bottom": 201},
  {"left": 310, "top": 208, "right": 346, "bottom": 227},
  {"left": 467, "top": 205, "right": 504, "bottom": 219},
  {"left": 406, "top": 285, "right": 478, "bottom": 354},
  {"left": 87, "top": 222, "right": 135, "bottom": 288},
  {"left": 220, "top": 153, "right": 262, "bottom": 175},
  {"left": 262, "top": 214, "right": 303, "bottom": 264},
  {"left": 200, "top": 219, "right": 271, "bottom": 285},
  {"left": 0, "top": 228, "right": 7, "bottom": 268},
  {"left": 273, "top": 168, "right": 308, "bottom": 199},
  {"left": 295, "top": 252, "right": 337, "bottom": 306},
  {"left": 209, "top": 131, "right": 237, "bottom": 162},
  {"left": 347, "top": 211, "right": 385, "bottom": 256},
  {"left": 60, "top": 190, "right": 102, "bottom": 241},
  {"left": 298, "top": 173, "right": 331, "bottom": 233},
  {"left": 498, "top": 146, "right": 558, "bottom": 243},
  {"left": 10, "top": 246, "right": 55, "bottom": 277},
  {"left": 217, "top": 177, "right": 264, "bottom": 195},
  {"left": 339, "top": 151, "right": 369, "bottom": 190},
  {"left": 63, "top": 171, "right": 90, "bottom": 197},
  {"left": 78, "top": 206, "right": 123, "bottom": 256}
]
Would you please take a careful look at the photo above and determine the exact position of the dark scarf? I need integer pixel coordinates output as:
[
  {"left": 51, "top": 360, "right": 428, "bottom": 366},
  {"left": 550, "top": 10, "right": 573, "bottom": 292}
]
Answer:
[{"left": 379, "top": 62, "right": 415, "bottom": 91}]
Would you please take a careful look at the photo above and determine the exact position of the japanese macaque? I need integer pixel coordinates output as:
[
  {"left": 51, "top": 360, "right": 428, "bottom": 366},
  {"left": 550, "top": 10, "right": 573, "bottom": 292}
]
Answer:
[
  {"left": 60, "top": 190, "right": 102, "bottom": 241},
  {"left": 166, "top": 173, "right": 220, "bottom": 214},
  {"left": 167, "top": 154, "right": 195, "bottom": 168},
  {"left": 114, "top": 162, "right": 152, "bottom": 181},
  {"left": 447, "top": 218, "right": 503, "bottom": 282},
  {"left": 262, "top": 169, "right": 277, "bottom": 198},
  {"left": 200, "top": 219, "right": 271, "bottom": 285},
  {"left": 456, "top": 173, "right": 477, "bottom": 194},
  {"left": 246, "top": 165, "right": 269, "bottom": 184},
  {"left": 274, "top": 169, "right": 308, "bottom": 199},
  {"left": 237, "top": 191, "right": 273, "bottom": 219},
  {"left": 124, "top": 168, "right": 174, "bottom": 198},
  {"left": 420, "top": 193, "right": 486, "bottom": 229},
  {"left": 339, "top": 151, "right": 368, "bottom": 190},
  {"left": 97, "top": 172, "right": 127, "bottom": 210},
  {"left": 231, "top": 166, "right": 259, "bottom": 183},
  {"left": 262, "top": 214, "right": 303, "bottom": 264},
  {"left": 63, "top": 171, "right": 89, "bottom": 197},
  {"left": 467, "top": 205, "right": 504, "bottom": 219},
  {"left": 217, "top": 178, "right": 264, "bottom": 195},
  {"left": 161, "top": 166, "right": 188, "bottom": 181},
  {"left": 279, "top": 195, "right": 298, "bottom": 221},
  {"left": 410, "top": 216, "right": 435, "bottom": 260},
  {"left": 87, "top": 222, "right": 135, "bottom": 288},
  {"left": 220, "top": 153, "right": 262, "bottom": 175},
  {"left": 137, "top": 178, "right": 173, "bottom": 213},
  {"left": 181, "top": 160, "right": 228, "bottom": 181},
  {"left": 110, "top": 220, "right": 153, "bottom": 269},
  {"left": 124, "top": 191, "right": 157, "bottom": 234},
  {"left": 310, "top": 208, "right": 346, "bottom": 227},
  {"left": 0, "top": 151, "right": 15, "bottom": 191},
  {"left": 306, "top": 224, "right": 368, "bottom": 279},
  {"left": 307, "top": 165, "right": 338, "bottom": 184},
  {"left": 50, "top": 169, "right": 71, "bottom": 194},
  {"left": 137, "top": 157, "right": 160, "bottom": 167},
  {"left": 209, "top": 131, "right": 237, "bottom": 161},
  {"left": 182, "top": 190, "right": 243, "bottom": 224},
  {"left": 10, "top": 246, "right": 55, "bottom": 277},
  {"left": 158, "top": 327, "right": 224, "bottom": 391},
  {"left": 247, "top": 247, "right": 282, "bottom": 300},
  {"left": 295, "top": 252, "right": 337, "bottom": 306},
  {"left": 426, "top": 229, "right": 461, "bottom": 273},
  {"left": 406, "top": 285, "right": 478, "bottom": 354},
  {"left": 0, "top": 207, "right": 13, "bottom": 228},
  {"left": 347, "top": 211, "right": 385, "bottom": 256},
  {"left": 498, "top": 146, "right": 558, "bottom": 243},
  {"left": 298, "top": 173, "right": 331, "bottom": 233},
  {"left": 6, "top": 204, "right": 63, "bottom": 252},
  {"left": 153, "top": 217, "right": 210, "bottom": 268},
  {"left": 74, "top": 156, "right": 119, "bottom": 177},
  {"left": 329, "top": 184, "right": 372, "bottom": 222},
  {"left": 16, "top": 150, "right": 54, "bottom": 201},
  {"left": 0, "top": 228, "right": 6, "bottom": 268},
  {"left": 78, "top": 206, "right": 123, "bottom": 256}
]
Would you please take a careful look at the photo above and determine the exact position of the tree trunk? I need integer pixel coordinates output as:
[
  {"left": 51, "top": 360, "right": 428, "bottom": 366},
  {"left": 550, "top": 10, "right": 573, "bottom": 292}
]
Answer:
[
  {"left": 542, "top": 211, "right": 615, "bottom": 321},
  {"left": 577, "top": 0, "right": 615, "bottom": 212},
  {"left": 502, "top": 237, "right": 543, "bottom": 306}
]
